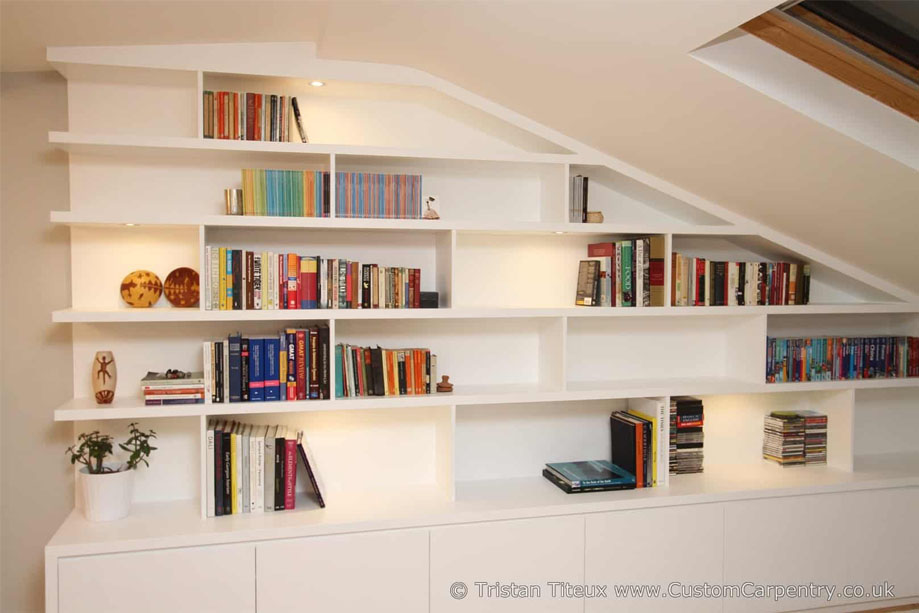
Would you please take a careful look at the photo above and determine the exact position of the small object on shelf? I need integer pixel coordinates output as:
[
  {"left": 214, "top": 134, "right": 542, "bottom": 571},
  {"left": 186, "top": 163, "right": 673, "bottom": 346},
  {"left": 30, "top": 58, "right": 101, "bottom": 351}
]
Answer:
[
  {"left": 575, "top": 259, "right": 600, "bottom": 306},
  {"left": 436, "top": 375, "right": 453, "bottom": 393},
  {"left": 92, "top": 350, "right": 117, "bottom": 405},
  {"left": 163, "top": 267, "right": 200, "bottom": 308},
  {"left": 585, "top": 211, "right": 604, "bottom": 223},
  {"left": 668, "top": 397, "right": 704, "bottom": 475},
  {"left": 291, "top": 97, "right": 309, "bottom": 143},
  {"left": 66, "top": 422, "right": 157, "bottom": 521},
  {"left": 120, "top": 269, "right": 162, "bottom": 308},
  {"left": 569, "top": 174, "right": 589, "bottom": 222},
  {"left": 422, "top": 196, "right": 440, "bottom": 220},
  {"left": 420, "top": 291, "right": 439, "bottom": 309},
  {"left": 141, "top": 370, "right": 205, "bottom": 405},
  {"left": 225, "top": 188, "right": 243, "bottom": 215},
  {"left": 543, "top": 460, "right": 635, "bottom": 493}
]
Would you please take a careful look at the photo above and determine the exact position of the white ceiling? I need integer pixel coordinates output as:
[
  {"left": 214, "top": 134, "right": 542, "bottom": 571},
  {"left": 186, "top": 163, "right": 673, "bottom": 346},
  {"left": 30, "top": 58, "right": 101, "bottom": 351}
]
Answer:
[{"left": 3, "top": 0, "right": 918, "bottom": 291}]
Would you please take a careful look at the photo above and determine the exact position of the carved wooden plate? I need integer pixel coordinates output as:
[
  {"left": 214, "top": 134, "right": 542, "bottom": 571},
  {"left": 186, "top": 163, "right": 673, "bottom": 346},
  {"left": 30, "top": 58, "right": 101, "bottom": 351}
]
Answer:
[
  {"left": 164, "top": 267, "right": 200, "bottom": 308},
  {"left": 120, "top": 270, "right": 162, "bottom": 308}
]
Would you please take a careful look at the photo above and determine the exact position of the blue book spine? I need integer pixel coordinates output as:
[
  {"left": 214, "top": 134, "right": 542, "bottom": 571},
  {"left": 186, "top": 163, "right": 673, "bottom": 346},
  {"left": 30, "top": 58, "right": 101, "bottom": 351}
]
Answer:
[
  {"left": 335, "top": 344, "right": 344, "bottom": 398},
  {"left": 225, "top": 249, "right": 233, "bottom": 307},
  {"left": 228, "top": 334, "right": 242, "bottom": 402},
  {"left": 264, "top": 336, "right": 280, "bottom": 401},
  {"left": 249, "top": 338, "right": 265, "bottom": 401}
]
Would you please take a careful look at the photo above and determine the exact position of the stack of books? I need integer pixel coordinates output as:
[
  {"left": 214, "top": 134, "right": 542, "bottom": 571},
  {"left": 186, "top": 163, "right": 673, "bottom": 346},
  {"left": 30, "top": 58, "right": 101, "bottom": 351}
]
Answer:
[
  {"left": 576, "top": 237, "right": 666, "bottom": 307},
  {"left": 204, "top": 248, "right": 424, "bottom": 311},
  {"left": 202, "top": 91, "right": 306, "bottom": 142},
  {"left": 239, "top": 169, "right": 329, "bottom": 217},
  {"left": 203, "top": 327, "right": 330, "bottom": 404},
  {"left": 609, "top": 402, "right": 666, "bottom": 488},
  {"left": 141, "top": 371, "right": 205, "bottom": 406},
  {"left": 204, "top": 422, "right": 325, "bottom": 518},
  {"left": 542, "top": 460, "right": 635, "bottom": 493},
  {"left": 671, "top": 254, "right": 810, "bottom": 306},
  {"left": 568, "top": 175, "right": 588, "bottom": 223},
  {"left": 801, "top": 410, "right": 828, "bottom": 464},
  {"left": 336, "top": 345, "right": 436, "bottom": 398},
  {"left": 763, "top": 412, "right": 806, "bottom": 466},
  {"left": 335, "top": 172, "right": 423, "bottom": 219},
  {"left": 767, "top": 335, "right": 919, "bottom": 383},
  {"left": 670, "top": 397, "right": 704, "bottom": 474}
]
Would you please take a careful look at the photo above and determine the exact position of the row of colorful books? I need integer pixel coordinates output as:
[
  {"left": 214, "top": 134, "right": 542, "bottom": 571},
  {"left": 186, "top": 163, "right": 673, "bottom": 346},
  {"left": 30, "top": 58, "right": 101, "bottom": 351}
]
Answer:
[
  {"left": 336, "top": 345, "right": 436, "bottom": 398},
  {"left": 575, "top": 237, "right": 667, "bottom": 307},
  {"left": 203, "top": 91, "right": 307, "bottom": 142},
  {"left": 140, "top": 371, "right": 205, "bottom": 406},
  {"left": 669, "top": 397, "right": 704, "bottom": 475},
  {"left": 610, "top": 399, "right": 667, "bottom": 488},
  {"left": 204, "top": 422, "right": 325, "bottom": 518},
  {"left": 767, "top": 336, "right": 919, "bottom": 383},
  {"left": 239, "top": 169, "right": 329, "bottom": 217},
  {"left": 672, "top": 255, "right": 811, "bottom": 307},
  {"left": 204, "top": 248, "right": 423, "bottom": 311},
  {"left": 335, "top": 172, "right": 423, "bottom": 219},
  {"left": 202, "top": 328, "right": 330, "bottom": 403},
  {"left": 763, "top": 410, "right": 827, "bottom": 466}
]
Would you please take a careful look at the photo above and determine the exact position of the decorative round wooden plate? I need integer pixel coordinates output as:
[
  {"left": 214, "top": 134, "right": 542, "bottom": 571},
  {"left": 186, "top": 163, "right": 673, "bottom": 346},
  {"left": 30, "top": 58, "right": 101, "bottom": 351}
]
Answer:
[
  {"left": 120, "top": 270, "right": 162, "bottom": 308},
  {"left": 164, "top": 267, "right": 200, "bottom": 308}
]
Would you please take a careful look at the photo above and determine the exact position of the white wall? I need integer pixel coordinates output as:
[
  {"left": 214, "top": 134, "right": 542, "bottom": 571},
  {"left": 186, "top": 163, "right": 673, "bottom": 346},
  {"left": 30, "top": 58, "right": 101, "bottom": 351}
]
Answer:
[{"left": 1, "top": 71, "right": 74, "bottom": 613}]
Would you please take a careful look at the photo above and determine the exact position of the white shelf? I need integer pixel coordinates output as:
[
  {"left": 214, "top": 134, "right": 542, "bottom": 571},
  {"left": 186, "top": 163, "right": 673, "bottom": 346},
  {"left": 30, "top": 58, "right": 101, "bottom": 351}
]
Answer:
[
  {"left": 50, "top": 210, "right": 741, "bottom": 236},
  {"left": 49, "top": 131, "right": 578, "bottom": 165},
  {"left": 51, "top": 303, "right": 919, "bottom": 323},
  {"left": 46, "top": 452, "right": 919, "bottom": 557}
]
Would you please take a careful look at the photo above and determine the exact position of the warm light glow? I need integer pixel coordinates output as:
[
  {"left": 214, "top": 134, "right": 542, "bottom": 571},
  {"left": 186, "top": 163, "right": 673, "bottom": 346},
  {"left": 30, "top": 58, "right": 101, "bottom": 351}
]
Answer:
[
  {"left": 554, "top": 231, "right": 565, "bottom": 235},
  {"left": 124, "top": 223, "right": 138, "bottom": 227},
  {"left": 309, "top": 80, "right": 325, "bottom": 87}
]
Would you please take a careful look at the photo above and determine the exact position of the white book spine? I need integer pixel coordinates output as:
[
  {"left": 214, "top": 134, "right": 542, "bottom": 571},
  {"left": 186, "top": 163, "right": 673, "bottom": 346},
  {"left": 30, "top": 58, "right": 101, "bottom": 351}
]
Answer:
[
  {"left": 210, "top": 245, "right": 220, "bottom": 311},
  {"left": 658, "top": 399, "right": 669, "bottom": 487},
  {"left": 253, "top": 253, "right": 262, "bottom": 310},
  {"left": 249, "top": 431, "right": 258, "bottom": 513},
  {"left": 205, "top": 425, "right": 215, "bottom": 517},
  {"left": 255, "top": 431, "right": 265, "bottom": 513},
  {"left": 222, "top": 340, "right": 230, "bottom": 403},
  {"left": 202, "top": 341, "right": 212, "bottom": 404},
  {"left": 241, "top": 427, "right": 250, "bottom": 513},
  {"left": 264, "top": 430, "right": 275, "bottom": 513},
  {"left": 204, "top": 246, "right": 212, "bottom": 311},
  {"left": 234, "top": 428, "right": 243, "bottom": 513}
]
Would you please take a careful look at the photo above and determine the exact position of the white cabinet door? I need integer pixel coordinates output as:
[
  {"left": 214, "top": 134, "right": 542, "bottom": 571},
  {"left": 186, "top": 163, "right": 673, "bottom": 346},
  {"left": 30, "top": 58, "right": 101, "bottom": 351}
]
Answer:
[
  {"left": 724, "top": 492, "right": 855, "bottom": 613},
  {"left": 256, "top": 528, "right": 429, "bottom": 613},
  {"left": 429, "top": 515, "right": 585, "bottom": 613},
  {"left": 58, "top": 543, "right": 255, "bottom": 613},
  {"left": 585, "top": 503, "right": 724, "bottom": 612},
  {"left": 845, "top": 487, "right": 919, "bottom": 603}
]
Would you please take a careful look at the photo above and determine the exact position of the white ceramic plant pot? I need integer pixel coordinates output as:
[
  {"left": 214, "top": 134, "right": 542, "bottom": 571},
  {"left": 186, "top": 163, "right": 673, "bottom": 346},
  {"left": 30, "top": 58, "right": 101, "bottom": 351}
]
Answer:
[{"left": 80, "top": 464, "right": 134, "bottom": 522}]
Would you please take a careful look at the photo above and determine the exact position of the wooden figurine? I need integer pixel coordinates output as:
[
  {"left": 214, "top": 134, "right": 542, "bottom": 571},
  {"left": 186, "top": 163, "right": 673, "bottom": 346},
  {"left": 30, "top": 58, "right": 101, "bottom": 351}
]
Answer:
[
  {"left": 92, "top": 351, "right": 117, "bottom": 404},
  {"left": 436, "top": 375, "right": 453, "bottom": 393}
]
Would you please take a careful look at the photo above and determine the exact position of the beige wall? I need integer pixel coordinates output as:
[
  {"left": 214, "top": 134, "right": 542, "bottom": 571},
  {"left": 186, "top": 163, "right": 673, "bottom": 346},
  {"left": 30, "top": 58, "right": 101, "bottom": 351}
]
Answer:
[{"left": 1, "top": 71, "right": 74, "bottom": 613}]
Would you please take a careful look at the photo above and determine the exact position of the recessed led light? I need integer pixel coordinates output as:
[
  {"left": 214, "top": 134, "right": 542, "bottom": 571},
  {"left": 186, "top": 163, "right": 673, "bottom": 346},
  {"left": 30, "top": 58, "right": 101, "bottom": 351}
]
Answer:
[
  {"left": 124, "top": 223, "right": 138, "bottom": 227},
  {"left": 309, "top": 80, "right": 325, "bottom": 87},
  {"left": 554, "top": 231, "right": 565, "bottom": 235}
]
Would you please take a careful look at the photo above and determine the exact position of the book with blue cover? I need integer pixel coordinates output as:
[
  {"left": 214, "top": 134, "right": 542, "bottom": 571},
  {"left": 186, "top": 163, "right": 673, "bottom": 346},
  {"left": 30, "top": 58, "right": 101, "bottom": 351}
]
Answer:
[
  {"left": 543, "top": 460, "right": 635, "bottom": 494},
  {"left": 264, "top": 336, "right": 281, "bottom": 401},
  {"left": 249, "top": 337, "right": 265, "bottom": 402}
]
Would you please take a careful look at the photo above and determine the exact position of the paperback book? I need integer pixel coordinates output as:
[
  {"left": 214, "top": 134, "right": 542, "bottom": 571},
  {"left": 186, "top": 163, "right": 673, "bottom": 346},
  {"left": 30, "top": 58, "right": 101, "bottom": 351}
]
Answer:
[
  {"left": 671, "top": 254, "right": 811, "bottom": 307},
  {"left": 766, "top": 335, "right": 919, "bottom": 383},
  {"left": 336, "top": 344, "right": 436, "bottom": 398}
]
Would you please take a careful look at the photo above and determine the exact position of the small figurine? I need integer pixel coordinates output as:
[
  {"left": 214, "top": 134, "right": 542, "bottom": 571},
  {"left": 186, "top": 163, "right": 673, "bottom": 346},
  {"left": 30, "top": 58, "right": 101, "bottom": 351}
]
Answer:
[
  {"left": 436, "top": 375, "right": 453, "bottom": 393},
  {"left": 423, "top": 196, "right": 441, "bottom": 220}
]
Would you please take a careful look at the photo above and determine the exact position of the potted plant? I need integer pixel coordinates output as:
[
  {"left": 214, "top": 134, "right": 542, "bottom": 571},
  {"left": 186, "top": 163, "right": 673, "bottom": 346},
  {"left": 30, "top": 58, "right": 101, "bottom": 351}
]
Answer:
[{"left": 66, "top": 422, "right": 157, "bottom": 521}]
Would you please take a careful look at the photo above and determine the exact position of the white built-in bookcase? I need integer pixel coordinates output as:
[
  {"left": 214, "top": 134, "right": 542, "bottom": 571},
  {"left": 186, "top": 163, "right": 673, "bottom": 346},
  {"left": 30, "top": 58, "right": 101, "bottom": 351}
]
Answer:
[{"left": 47, "top": 43, "right": 919, "bottom": 553}]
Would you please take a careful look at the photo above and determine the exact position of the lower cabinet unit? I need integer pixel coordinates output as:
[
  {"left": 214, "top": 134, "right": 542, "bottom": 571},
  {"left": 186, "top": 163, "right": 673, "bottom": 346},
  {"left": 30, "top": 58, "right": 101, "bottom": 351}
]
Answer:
[
  {"left": 429, "top": 515, "right": 585, "bottom": 612},
  {"left": 57, "top": 543, "right": 255, "bottom": 613},
  {"left": 255, "top": 528, "right": 429, "bottom": 613},
  {"left": 584, "top": 503, "right": 725, "bottom": 612}
]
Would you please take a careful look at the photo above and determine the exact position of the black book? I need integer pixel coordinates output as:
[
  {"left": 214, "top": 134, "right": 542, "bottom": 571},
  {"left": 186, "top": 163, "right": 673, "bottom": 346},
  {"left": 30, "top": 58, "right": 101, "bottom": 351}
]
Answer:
[
  {"left": 371, "top": 347, "right": 385, "bottom": 396},
  {"left": 291, "top": 96, "right": 308, "bottom": 143},
  {"left": 713, "top": 262, "right": 726, "bottom": 306},
  {"left": 361, "top": 264, "right": 371, "bottom": 309},
  {"left": 222, "top": 430, "right": 232, "bottom": 514},
  {"left": 398, "top": 352, "right": 407, "bottom": 395},
  {"left": 425, "top": 350, "right": 431, "bottom": 394},
  {"left": 737, "top": 263, "right": 746, "bottom": 306},
  {"left": 542, "top": 468, "right": 635, "bottom": 494},
  {"left": 323, "top": 172, "right": 330, "bottom": 216},
  {"left": 240, "top": 337, "right": 250, "bottom": 402},
  {"left": 581, "top": 176, "right": 589, "bottom": 223},
  {"left": 296, "top": 432, "right": 326, "bottom": 508},
  {"left": 213, "top": 342, "right": 222, "bottom": 403},
  {"left": 758, "top": 263, "right": 768, "bottom": 305},
  {"left": 362, "top": 348, "right": 374, "bottom": 397},
  {"left": 274, "top": 435, "right": 285, "bottom": 511},
  {"left": 269, "top": 95, "right": 277, "bottom": 141},
  {"left": 232, "top": 250, "right": 242, "bottom": 310},
  {"left": 228, "top": 334, "right": 242, "bottom": 403},
  {"left": 318, "top": 325, "right": 330, "bottom": 399},
  {"left": 609, "top": 413, "right": 638, "bottom": 483},
  {"left": 214, "top": 423, "right": 223, "bottom": 516},
  {"left": 351, "top": 346, "right": 361, "bottom": 396}
]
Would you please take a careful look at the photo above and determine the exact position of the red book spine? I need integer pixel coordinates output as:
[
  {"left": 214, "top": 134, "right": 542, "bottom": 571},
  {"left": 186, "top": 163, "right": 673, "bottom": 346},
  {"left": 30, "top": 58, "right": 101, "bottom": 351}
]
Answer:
[
  {"left": 217, "top": 92, "right": 225, "bottom": 139},
  {"left": 307, "top": 260, "right": 317, "bottom": 307},
  {"left": 352, "top": 262, "right": 360, "bottom": 308},
  {"left": 233, "top": 92, "right": 239, "bottom": 140},
  {"left": 408, "top": 270, "right": 415, "bottom": 311},
  {"left": 296, "top": 330, "right": 307, "bottom": 400},
  {"left": 587, "top": 242, "right": 615, "bottom": 257},
  {"left": 345, "top": 264, "right": 352, "bottom": 307},
  {"left": 414, "top": 269, "right": 421, "bottom": 308},
  {"left": 695, "top": 259, "right": 705, "bottom": 306},
  {"left": 245, "top": 93, "right": 255, "bottom": 140},
  {"left": 284, "top": 439, "right": 296, "bottom": 509}
]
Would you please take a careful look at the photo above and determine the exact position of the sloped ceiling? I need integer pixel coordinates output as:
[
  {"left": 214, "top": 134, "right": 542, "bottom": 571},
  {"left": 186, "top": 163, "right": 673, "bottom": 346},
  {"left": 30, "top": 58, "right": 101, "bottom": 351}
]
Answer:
[{"left": 3, "top": 0, "right": 918, "bottom": 292}]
